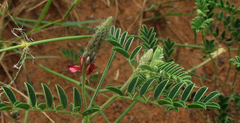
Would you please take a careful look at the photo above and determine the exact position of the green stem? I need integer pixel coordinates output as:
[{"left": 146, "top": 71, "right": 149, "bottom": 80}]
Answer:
[
  {"left": 81, "top": 64, "right": 87, "bottom": 110},
  {"left": 88, "top": 51, "right": 117, "bottom": 108},
  {"left": 194, "top": 29, "right": 197, "bottom": 45},
  {"left": 197, "top": 109, "right": 208, "bottom": 123},
  {"left": 222, "top": 46, "right": 232, "bottom": 93},
  {"left": 159, "top": 111, "right": 167, "bottom": 123},
  {"left": 0, "top": 35, "right": 92, "bottom": 53},
  {"left": 38, "top": 64, "right": 110, "bottom": 94},
  {"left": 209, "top": 54, "right": 218, "bottom": 90},
  {"left": 230, "top": 43, "right": 240, "bottom": 94},
  {"left": 114, "top": 100, "right": 138, "bottom": 123},
  {"left": 89, "top": 74, "right": 136, "bottom": 121},
  {"left": 24, "top": 110, "right": 29, "bottom": 123}
]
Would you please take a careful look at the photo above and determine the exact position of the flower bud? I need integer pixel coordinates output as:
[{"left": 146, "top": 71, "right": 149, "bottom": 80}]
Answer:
[{"left": 140, "top": 49, "right": 153, "bottom": 64}]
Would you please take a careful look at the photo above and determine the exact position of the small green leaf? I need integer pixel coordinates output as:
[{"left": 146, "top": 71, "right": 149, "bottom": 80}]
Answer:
[
  {"left": 158, "top": 97, "right": 173, "bottom": 106},
  {"left": 73, "top": 87, "right": 82, "bottom": 112},
  {"left": 15, "top": 103, "right": 30, "bottom": 110},
  {"left": 205, "top": 102, "right": 220, "bottom": 109},
  {"left": 166, "top": 107, "right": 179, "bottom": 112},
  {"left": 181, "top": 83, "right": 195, "bottom": 101},
  {"left": 203, "top": 91, "right": 220, "bottom": 103},
  {"left": 106, "top": 39, "right": 122, "bottom": 48},
  {"left": 56, "top": 84, "right": 68, "bottom": 109},
  {"left": 74, "top": 106, "right": 81, "bottom": 112},
  {"left": 24, "top": 82, "right": 37, "bottom": 107},
  {"left": 130, "top": 46, "right": 142, "bottom": 60},
  {"left": 2, "top": 86, "right": 16, "bottom": 105},
  {"left": 153, "top": 80, "right": 169, "bottom": 100},
  {"left": 38, "top": 103, "right": 47, "bottom": 110},
  {"left": 119, "top": 32, "right": 128, "bottom": 45},
  {"left": 56, "top": 105, "right": 63, "bottom": 111},
  {"left": 41, "top": 83, "right": 53, "bottom": 108},
  {"left": 115, "top": 28, "right": 121, "bottom": 40},
  {"left": 168, "top": 83, "right": 184, "bottom": 99},
  {"left": 82, "top": 106, "right": 100, "bottom": 116},
  {"left": 69, "top": 103, "right": 74, "bottom": 112},
  {"left": 124, "top": 37, "right": 134, "bottom": 51},
  {"left": 187, "top": 102, "right": 206, "bottom": 109},
  {"left": 127, "top": 76, "right": 139, "bottom": 94},
  {"left": 138, "top": 64, "right": 152, "bottom": 71},
  {"left": 0, "top": 103, "right": 8, "bottom": 108},
  {"left": 105, "top": 85, "right": 123, "bottom": 96},
  {"left": 193, "top": 86, "right": 208, "bottom": 102},
  {"left": 112, "top": 46, "right": 129, "bottom": 58},
  {"left": 140, "top": 79, "right": 155, "bottom": 97},
  {"left": 173, "top": 100, "right": 185, "bottom": 108},
  {"left": 0, "top": 106, "right": 12, "bottom": 111}
]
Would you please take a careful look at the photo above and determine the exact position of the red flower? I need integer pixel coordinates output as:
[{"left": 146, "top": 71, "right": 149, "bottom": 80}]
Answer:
[{"left": 67, "top": 56, "right": 96, "bottom": 75}]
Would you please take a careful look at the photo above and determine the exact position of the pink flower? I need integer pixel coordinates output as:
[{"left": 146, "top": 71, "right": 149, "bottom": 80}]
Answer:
[{"left": 67, "top": 56, "right": 96, "bottom": 75}]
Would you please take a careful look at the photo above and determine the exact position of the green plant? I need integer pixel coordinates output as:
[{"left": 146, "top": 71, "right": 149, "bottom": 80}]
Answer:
[
  {"left": 2, "top": 0, "right": 240, "bottom": 122},
  {"left": 190, "top": 0, "right": 240, "bottom": 122}
]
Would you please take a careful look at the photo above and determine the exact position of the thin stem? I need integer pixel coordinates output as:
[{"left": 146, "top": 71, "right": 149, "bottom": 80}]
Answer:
[
  {"left": 89, "top": 74, "right": 136, "bottom": 121},
  {"left": 230, "top": 43, "right": 240, "bottom": 94},
  {"left": 24, "top": 110, "right": 29, "bottom": 123},
  {"left": 0, "top": 35, "right": 92, "bottom": 53},
  {"left": 114, "top": 100, "right": 138, "bottom": 123},
  {"left": 88, "top": 51, "right": 117, "bottom": 108},
  {"left": 159, "top": 111, "right": 167, "bottom": 123},
  {"left": 209, "top": 54, "right": 218, "bottom": 90},
  {"left": 222, "top": 46, "right": 232, "bottom": 93},
  {"left": 38, "top": 64, "right": 112, "bottom": 93},
  {"left": 197, "top": 109, "right": 208, "bottom": 123},
  {"left": 81, "top": 64, "right": 87, "bottom": 110},
  {"left": 194, "top": 29, "right": 197, "bottom": 45}
]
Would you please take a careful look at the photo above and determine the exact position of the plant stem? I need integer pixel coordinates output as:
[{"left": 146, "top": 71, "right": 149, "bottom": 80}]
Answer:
[
  {"left": 114, "top": 100, "right": 138, "bottom": 123},
  {"left": 81, "top": 64, "right": 87, "bottom": 110},
  {"left": 197, "top": 109, "right": 208, "bottom": 123},
  {"left": 0, "top": 35, "right": 92, "bottom": 53},
  {"left": 194, "top": 29, "right": 197, "bottom": 45},
  {"left": 209, "top": 54, "right": 218, "bottom": 90},
  {"left": 230, "top": 43, "right": 240, "bottom": 94},
  {"left": 159, "top": 111, "right": 167, "bottom": 123},
  {"left": 23, "top": 110, "right": 29, "bottom": 123},
  {"left": 221, "top": 46, "right": 232, "bottom": 93},
  {"left": 89, "top": 74, "right": 136, "bottom": 121},
  {"left": 88, "top": 51, "right": 117, "bottom": 108}
]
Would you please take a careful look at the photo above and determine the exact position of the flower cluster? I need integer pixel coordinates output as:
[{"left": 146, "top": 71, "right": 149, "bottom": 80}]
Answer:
[{"left": 67, "top": 17, "right": 113, "bottom": 75}]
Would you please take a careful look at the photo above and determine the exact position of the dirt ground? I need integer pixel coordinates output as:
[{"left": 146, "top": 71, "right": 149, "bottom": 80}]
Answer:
[{"left": 0, "top": 0, "right": 240, "bottom": 123}]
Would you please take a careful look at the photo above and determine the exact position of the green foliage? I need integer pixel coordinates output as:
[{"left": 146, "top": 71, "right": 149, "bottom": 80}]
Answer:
[
  {"left": 191, "top": 17, "right": 213, "bottom": 32},
  {"left": 105, "top": 85, "right": 123, "bottom": 96},
  {"left": 139, "top": 25, "right": 158, "bottom": 51},
  {"left": 1, "top": 84, "right": 84, "bottom": 117},
  {"left": 61, "top": 48, "right": 84, "bottom": 63},
  {"left": 217, "top": 95, "right": 232, "bottom": 123},
  {"left": 201, "top": 39, "right": 215, "bottom": 55},
  {"left": 230, "top": 56, "right": 240, "bottom": 71},
  {"left": 163, "top": 37, "right": 175, "bottom": 62}
]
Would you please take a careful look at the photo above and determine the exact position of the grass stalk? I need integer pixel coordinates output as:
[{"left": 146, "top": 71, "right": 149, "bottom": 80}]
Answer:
[{"left": 222, "top": 46, "right": 232, "bottom": 93}]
